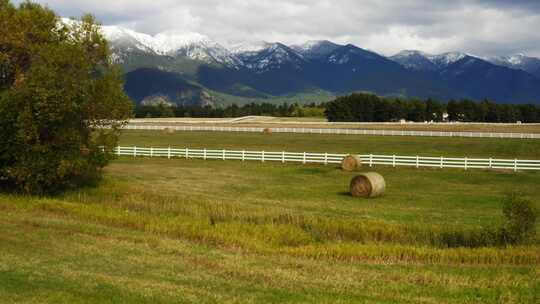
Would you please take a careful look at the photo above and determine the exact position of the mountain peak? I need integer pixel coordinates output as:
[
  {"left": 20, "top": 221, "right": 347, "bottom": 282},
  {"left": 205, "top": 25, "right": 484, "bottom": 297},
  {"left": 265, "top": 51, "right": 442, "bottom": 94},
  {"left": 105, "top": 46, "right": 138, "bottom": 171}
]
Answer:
[
  {"left": 392, "top": 50, "right": 432, "bottom": 58},
  {"left": 428, "top": 52, "right": 468, "bottom": 66},
  {"left": 487, "top": 54, "right": 540, "bottom": 77},
  {"left": 229, "top": 41, "right": 272, "bottom": 54},
  {"left": 233, "top": 42, "right": 306, "bottom": 72},
  {"left": 152, "top": 31, "right": 213, "bottom": 54},
  {"left": 390, "top": 50, "right": 437, "bottom": 71},
  {"left": 290, "top": 40, "right": 342, "bottom": 60}
]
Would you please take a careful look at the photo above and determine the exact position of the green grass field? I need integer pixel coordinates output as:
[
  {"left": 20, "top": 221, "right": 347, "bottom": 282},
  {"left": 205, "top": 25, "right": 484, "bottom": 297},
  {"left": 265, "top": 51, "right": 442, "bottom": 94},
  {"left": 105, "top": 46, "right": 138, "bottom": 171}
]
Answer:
[
  {"left": 1, "top": 132, "right": 539, "bottom": 303},
  {"left": 119, "top": 130, "right": 540, "bottom": 159}
]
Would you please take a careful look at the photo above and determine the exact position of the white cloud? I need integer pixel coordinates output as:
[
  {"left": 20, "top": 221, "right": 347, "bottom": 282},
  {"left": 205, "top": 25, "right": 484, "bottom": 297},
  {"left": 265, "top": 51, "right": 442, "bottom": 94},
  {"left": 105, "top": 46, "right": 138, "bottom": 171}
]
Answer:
[{"left": 11, "top": 0, "right": 540, "bottom": 57}]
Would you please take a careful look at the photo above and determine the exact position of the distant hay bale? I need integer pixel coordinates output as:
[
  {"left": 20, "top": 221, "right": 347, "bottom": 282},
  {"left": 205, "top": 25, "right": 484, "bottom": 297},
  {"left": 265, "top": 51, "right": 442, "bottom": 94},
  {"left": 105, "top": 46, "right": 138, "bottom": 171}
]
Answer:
[
  {"left": 163, "top": 127, "right": 175, "bottom": 134},
  {"left": 79, "top": 146, "right": 90, "bottom": 156},
  {"left": 350, "top": 172, "right": 386, "bottom": 198},
  {"left": 341, "top": 155, "right": 362, "bottom": 171},
  {"left": 263, "top": 128, "right": 272, "bottom": 134}
]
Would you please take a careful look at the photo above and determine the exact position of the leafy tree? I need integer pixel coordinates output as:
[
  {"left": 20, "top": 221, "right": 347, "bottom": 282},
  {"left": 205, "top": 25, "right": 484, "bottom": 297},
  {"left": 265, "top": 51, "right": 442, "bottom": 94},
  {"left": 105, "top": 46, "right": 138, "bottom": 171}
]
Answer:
[{"left": 0, "top": 1, "right": 132, "bottom": 194}]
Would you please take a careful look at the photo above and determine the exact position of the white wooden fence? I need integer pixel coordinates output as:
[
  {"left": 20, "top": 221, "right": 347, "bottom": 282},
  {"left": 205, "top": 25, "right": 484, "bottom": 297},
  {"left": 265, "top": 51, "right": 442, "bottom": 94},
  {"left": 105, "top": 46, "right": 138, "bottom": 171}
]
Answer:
[
  {"left": 123, "top": 125, "right": 540, "bottom": 139},
  {"left": 114, "top": 146, "right": 540, "bottom": 172}
]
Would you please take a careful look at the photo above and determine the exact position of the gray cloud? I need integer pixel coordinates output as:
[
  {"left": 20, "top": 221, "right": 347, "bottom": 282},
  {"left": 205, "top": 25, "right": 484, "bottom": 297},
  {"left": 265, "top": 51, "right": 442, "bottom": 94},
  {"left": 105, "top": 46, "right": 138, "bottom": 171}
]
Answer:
[{"left": 12, "top": 0, "right": 540, "bottom": 57}]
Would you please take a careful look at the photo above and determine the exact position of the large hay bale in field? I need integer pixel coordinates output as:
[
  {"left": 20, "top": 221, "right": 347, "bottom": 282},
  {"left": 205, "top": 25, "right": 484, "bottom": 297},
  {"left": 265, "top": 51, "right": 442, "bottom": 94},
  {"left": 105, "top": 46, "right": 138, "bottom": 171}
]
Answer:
[
  {"left": 350, "top": 172, "right": 385, "bottom": 198},
  {"left": 341, "top": 155, "right": 362, "bottom": 171},
  {"left": 263, "top": 128, "right": 272, "bottom": 135},
  {"left": 163, "top": 127, "right": 175, "bottom": 134}
]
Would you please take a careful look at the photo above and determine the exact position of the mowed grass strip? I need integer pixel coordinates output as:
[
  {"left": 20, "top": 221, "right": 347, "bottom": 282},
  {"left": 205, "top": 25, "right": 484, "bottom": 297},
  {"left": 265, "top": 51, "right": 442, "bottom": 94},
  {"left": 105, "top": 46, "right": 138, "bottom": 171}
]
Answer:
[
  {"left": 0, "top": 158, "right": 539, "bottom": 303},
  {"left": 119, "top": 130, "right": 540, "bottom": 159}
]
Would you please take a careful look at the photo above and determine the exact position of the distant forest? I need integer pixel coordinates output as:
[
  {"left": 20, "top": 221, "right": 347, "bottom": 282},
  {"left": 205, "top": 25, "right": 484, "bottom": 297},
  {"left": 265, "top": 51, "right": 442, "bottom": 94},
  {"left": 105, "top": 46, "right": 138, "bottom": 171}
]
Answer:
[
  {"left": 134, "top": 93, "right": 540, "bottom": 123},
  {"left": 325, "top": 93, "right": 540, "bottom": 123}
]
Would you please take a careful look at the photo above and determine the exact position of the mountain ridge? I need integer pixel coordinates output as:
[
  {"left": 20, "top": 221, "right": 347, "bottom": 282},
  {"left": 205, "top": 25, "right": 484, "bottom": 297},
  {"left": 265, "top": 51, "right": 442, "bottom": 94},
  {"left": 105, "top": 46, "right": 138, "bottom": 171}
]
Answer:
[{"left": 72, "top": 20, "right": 540, "bottom": 105}]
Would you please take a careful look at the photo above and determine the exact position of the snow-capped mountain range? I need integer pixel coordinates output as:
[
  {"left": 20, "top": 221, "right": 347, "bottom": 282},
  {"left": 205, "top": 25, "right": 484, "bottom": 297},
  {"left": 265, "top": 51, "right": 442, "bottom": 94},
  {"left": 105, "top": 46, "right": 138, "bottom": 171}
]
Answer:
[
  {"left": 390, "top": 50, "right": 540, "bottom": 79},
  {"left": 65, "top": 19, "right": 540, "bottom": 105},
  {"left": 100, "top": 24, "right": 242, "bottom": 68},
  {"left": 391, "top": 50, "right": 470, "bottom": 71},
  {"left": 90, "top": 20, "right": 540, "bottom": 77}
]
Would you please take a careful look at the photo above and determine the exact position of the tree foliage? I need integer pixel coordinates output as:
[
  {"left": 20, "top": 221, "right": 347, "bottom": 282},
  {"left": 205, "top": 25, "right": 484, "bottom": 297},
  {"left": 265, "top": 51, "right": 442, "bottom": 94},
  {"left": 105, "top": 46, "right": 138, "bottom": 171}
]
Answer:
[
  {"left": 325, "top": 93, "right": 540, "bottom": 123},
  {"left": 0, "top": 1, "right": 132, "bottom": 194}
]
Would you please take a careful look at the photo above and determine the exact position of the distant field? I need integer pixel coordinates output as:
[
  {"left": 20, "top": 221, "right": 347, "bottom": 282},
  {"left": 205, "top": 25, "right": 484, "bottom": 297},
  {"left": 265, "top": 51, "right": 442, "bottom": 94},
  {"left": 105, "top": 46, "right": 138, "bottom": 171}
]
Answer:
[
  {"left": 1, "top": 158, "right": 538, "bottom": 303},
  {"left": 119, "top": 130, "right": 540, "bottom": 159},
  {"left": 128, "top": 117, "right": 540, "bottom": 133}
]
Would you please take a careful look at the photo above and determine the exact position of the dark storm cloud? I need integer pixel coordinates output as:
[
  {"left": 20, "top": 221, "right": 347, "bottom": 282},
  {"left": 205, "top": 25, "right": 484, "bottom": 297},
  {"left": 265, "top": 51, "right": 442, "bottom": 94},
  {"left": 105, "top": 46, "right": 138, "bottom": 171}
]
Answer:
[{"left": 10, "top": 0, "right": 540, "bottom": 57}]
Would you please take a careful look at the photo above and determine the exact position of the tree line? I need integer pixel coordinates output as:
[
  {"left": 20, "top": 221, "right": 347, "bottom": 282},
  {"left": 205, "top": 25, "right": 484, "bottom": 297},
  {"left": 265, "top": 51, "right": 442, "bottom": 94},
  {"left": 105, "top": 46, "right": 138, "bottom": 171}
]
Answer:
[
  {"left": 135, "top": 102, "right": 325, "bottom": 118},
  {"left": 325, "top": 93, "right": 540, "bottom": 123},
  {"left": 137, "top": 93, "right": 540, "bottom": 123}
]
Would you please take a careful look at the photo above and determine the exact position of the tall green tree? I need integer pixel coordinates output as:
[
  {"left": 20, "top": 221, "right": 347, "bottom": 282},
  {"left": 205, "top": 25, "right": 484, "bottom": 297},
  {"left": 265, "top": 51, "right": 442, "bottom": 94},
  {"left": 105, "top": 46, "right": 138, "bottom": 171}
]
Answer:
[{"left": 0, "top": 1, "right": 133, "bottom": 194}]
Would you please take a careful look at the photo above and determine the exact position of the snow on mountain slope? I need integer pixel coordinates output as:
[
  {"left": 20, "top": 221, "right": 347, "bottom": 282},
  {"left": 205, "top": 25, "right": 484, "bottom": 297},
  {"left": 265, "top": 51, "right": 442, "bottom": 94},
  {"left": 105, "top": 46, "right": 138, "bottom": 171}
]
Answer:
[
  {"left": 229, "top": 41, "right": 272, "bottom": 55},
  {"left": 327, "top": 44, "right": 382, "bottom": 65},
  {"left": 232, "top": 42, "right": 307, "bottom": 73},
  {"left": 427, "top": 52, "right": 467, "bottom": 68},
  {"left": 290, "top": 40, "right": 342, "bottom": 59},
  {"left": 155, "top": 32, "right": 242, "bottom": 67},
  {"left": 390, "top": 50, "right": 437, "bottom": 71},
  {"left": 390, "top": 50, "right": 470, "bottom": 71},
  {"left": 62, "top": 19, "right": 241, "bottom": 68},
  {"left": 488, "top": 54, "right": 540, "bottom": 77}
]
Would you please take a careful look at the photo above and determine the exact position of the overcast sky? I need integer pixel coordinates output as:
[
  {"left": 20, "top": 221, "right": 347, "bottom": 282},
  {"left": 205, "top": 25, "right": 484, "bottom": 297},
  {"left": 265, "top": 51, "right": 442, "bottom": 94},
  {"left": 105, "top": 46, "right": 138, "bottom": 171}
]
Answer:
[{"left": 13, "top": 0, "right": 540, "bottom": 57}]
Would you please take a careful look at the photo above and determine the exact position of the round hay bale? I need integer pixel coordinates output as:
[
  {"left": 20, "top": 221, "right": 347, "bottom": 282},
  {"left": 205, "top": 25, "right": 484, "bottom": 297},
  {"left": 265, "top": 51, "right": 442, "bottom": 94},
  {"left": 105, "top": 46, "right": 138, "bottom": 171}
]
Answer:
[
  {"left": 350, "top": 172, "right": 385, "bottom": 198},
  {"left": 341, "top": 155, "right": 362, "bottom": 171},
  {"left": 163, "top": 127, "right": 175, "bottom": 134},
  {"left": 263, "top": 128, "right": 272, "bottom": 135},
  {"left": 79, "top": 146, "right": 90, "bottom": 156}
]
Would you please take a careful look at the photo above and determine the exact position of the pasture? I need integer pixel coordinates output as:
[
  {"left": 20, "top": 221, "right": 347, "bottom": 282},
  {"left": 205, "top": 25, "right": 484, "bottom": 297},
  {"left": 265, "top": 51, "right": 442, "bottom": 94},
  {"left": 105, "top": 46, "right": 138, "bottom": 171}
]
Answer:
[
  {"left": 119, "top": 130, "right": 540, "bottom": 159},
  {"left": 1, "top": 131, "right": 539, "bottom": 303}
]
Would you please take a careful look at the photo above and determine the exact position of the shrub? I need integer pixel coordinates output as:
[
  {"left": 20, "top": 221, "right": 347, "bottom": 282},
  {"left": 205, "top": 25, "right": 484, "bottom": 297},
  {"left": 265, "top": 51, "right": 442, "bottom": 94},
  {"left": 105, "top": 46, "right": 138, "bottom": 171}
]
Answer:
[
  {"left": 439, "top": 193, "right": 538, "bottom": 248},
  {"left": 498, "top": 192, "right": 538, "bottom": 245}
]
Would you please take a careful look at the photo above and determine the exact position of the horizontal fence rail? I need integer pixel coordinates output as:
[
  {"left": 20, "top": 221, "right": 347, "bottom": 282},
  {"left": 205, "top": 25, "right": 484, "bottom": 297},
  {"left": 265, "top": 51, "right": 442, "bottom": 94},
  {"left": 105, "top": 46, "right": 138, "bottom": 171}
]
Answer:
[
  {"left": 113, "top": 146, "right": 540, "bottom": 172},
  {"left": 123, "top": 124, "right": 540, "bottom": 139}
]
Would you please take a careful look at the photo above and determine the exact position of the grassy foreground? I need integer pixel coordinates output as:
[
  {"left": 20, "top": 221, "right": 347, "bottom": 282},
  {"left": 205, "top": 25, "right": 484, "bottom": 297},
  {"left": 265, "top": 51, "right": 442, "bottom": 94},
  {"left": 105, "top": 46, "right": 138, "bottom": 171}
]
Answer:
[
  {"left": 119, "top": 130, "right": 540, "bottom": 159},
  {"left": 1, "top": 158, "right": 539, "bottom": 303}
]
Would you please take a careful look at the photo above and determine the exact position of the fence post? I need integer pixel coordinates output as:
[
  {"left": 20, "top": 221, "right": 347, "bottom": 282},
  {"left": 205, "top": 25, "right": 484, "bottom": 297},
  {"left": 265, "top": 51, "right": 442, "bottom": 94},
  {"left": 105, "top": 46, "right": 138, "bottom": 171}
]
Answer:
[
  {"left": 303, "top": 152, "right": 306, "bottom": 164},
  {"left": 282, "top": 151, "right": 285, "bottom": 163},
  {"left": 133, "top": 146, "right": 136, "bottom": 158},
  {"left": 392, "top": 155, "right": 396, "bottom": 167},
  {"left": 116, "top": 146, "right": 120, "bottom": 156},
  {"left": 167, "top": 146, "right": 171, "bottom": 159},
  {"left": 369, "top": 154, "right": 373, "bottom": 167},
  {"left": 262, "top": 151, "right": 265, "bottom": 162},
  {"left": 185, "top": 148, "right": 189, "bottom": 159},
  {"left": 222, "top": 149, "right": 225, "bottom": 161},
  {"left": 416, "top": 155, "right": 419, "bottom": 168},
  {"left": 150, "top": 147, "right": 153, "bottom": 158},
  {"left": 464, "top": 157, "right": 468, "bottom": 170},
  {"left": 440, "top": 156, "right": 443, "bottom": 168},
  {"left": 204, "top": 148, "right": 206, "bottom": 160},
  {"left": 324, "top": 153, "right": 328, "bottom": 165},
  {"left": 514, "top": 159, "right": 517, "bottom": 172},
  {"left": 242, "top": 150, "right": 245, "bottom": 162},
  {"left": 489, "top": 157, "right": 492, "bottom": 169}
]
